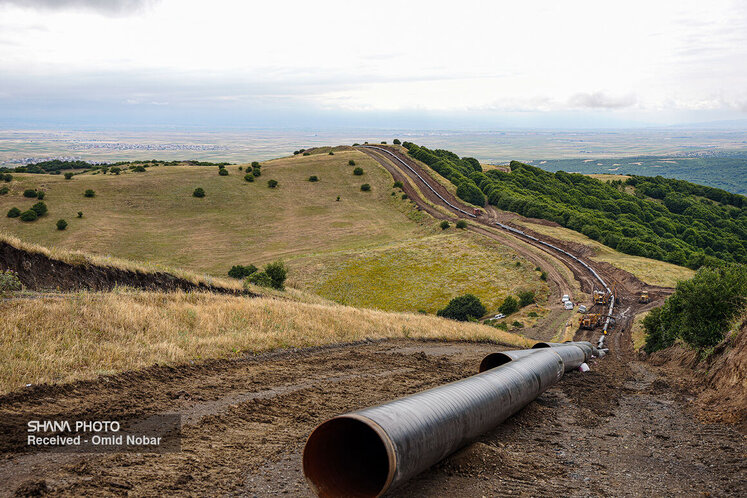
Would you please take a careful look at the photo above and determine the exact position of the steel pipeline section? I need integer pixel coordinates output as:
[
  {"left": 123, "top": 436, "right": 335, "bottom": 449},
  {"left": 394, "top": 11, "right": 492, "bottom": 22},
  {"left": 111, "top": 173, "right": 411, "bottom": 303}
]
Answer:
[{"left": 303, "top": 347, "right": 570, "bottom": 497}]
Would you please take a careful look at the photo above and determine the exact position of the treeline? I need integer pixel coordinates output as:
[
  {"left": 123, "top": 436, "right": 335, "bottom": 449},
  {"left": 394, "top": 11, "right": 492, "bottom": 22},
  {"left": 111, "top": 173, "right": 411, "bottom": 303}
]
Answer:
[
  {"left": 403, "top": 142, "right": 745, "bottom": 269},
  {"left": 402, "top": 142, "right": 486, "bottom": 206},
  {"left": 4, "top": 159, "right": 232, "bottom": 174},
  {"left": 643, "top": 264, "right": 746, "bottom": 352}
]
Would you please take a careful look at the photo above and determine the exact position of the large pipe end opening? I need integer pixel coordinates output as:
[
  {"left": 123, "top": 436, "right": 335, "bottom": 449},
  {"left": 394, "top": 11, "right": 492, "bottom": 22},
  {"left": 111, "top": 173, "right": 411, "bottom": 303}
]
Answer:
[
  {"left": 532, "top": 342, "right": 551, "bottom": 349},
  {"left": 478, "top": 353, "right": 514, "bottom": 373},
  {"left": 303, "top": 416, "right": 394, "bottom": 498}
]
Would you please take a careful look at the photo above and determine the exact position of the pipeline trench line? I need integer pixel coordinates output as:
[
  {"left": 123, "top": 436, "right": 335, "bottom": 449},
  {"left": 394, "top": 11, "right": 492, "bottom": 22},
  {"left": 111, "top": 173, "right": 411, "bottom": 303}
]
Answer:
[{"left": 359, "top": 145, "right": 614, "bottom": 349}]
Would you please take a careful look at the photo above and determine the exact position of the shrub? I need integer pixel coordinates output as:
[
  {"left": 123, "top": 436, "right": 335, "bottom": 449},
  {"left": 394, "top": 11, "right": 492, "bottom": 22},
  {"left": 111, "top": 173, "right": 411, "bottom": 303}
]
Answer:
[
  {"left": 251, "top": 162, "right": 260, "bottom": 168},
  {"left": 246, "top": 271, "right": 273, "bottom": 288},
  {"left": 264, "top": 261, "right": 288, "bottom": 290},
  {"left": 540, "top": 271, "right": 548, "bottom": 281},
  {"left": 77, "top": 211, "right": 83, "bottom": 218},
  {"left": 644, "top": 264, "right": 747, "bottom": 352},
  {"left": 132, "top": 165, "right": 146, "bottom": 172},
  {"left": 110, "top": 167, "right": 121, "bottom": 175},
  {"left": 19, "top": 210, "right": 38, "bottom": 222},
  {"left": 7, "top": 207, "right": 21, "bottom": 218},
  {"left": 242, "top": 174, "right": 253, "bottom": 183},
  {"left": 309, "top": 175, "right": 319, "bottom": 182},
  {"left": 535, "top": 266, "right": 542, "bottom": 271},
  {"left": 0, "top": 186, "right": 8, "bottom": 195},
  {"left": 360, "top": 183, "right": 371, "bottom": 191},
  {"left": 268, "top": 179, "right": 278, "bottom": 188},
  {"left": 456, "top": 220, "right": 467, "bottom": 229},
  {"left": 2, "top": 173, "right": 11, "bottom": 182},
  {"left": 329, "top": 151, "right": 334, "bottom": 155},
  {"left": 511, "top": 321, "right": 524, "bottom": 328},
  {"left": 0, "top": 269, "right": 22, "bottom": 295},
  {"left": 381, "top": 141, "right": 387, "bottom": 144},
  {"left": 36, "top": 191, "right": 45, "bottom": 200},
  {"left": 349, "top": 160, "right": 356, "bottom": 166},
  {"left": 56, "top": 219, "right": 67, "bottom": 230},
  {"left": 393, "top": 181, "right": 403, "bottom": 189},
  {"left": 528, "top": 311, "right": 539, "bottom": 317},
  {"left": 303, "top": 152, "right": 310, "bottom": 156},
  {"left": 495, "top": 322, "right": 509, "bottom": 331},
  {"left": 23, "top": 189, "right": 37, "bottom": 198},
  {"left": 437, "top": 294, "right": 486, "bottom": 321},
  {"left": 238, "top": 166, "right": 243, "bottom": 171},
  {"left": 353, "top": 167, "right": 364, "bottom": 175},
  {"left": 252, "top": 168, "right": 261, "bottom": 177},
  {"left": 64, "top": 172, "right": 74, "bottom": 180},
  {"left": 401, "top": 194, "right": 408, "bottom": 200},
  {"left": 518, "top": 291, "right": 535, "bottom": 307},
  {"left": 193, "top": 187, "right": 206, "bottom": 198},
  {"left": 218, "top": 168, "right": 229, "bottom": 176},
  {"left": 30, "top": 201, "right": 47, "bottom": 216},
  {"left": 498, "top": 296, "right": 519, "bottom": 315},
  {"left": 336, "top": 196, "right": 340, "bottom": 201},
  {"left": 393, "top": 139, "right": 401, "bottom": 145},
  {"left": 218, "top": 164, "right": 225, "bottom": 170},
  {"left": 228, "top": 264, "right": 258, "bottom": 279},
  {"left": 440, "top": 221, "right": 450, "bottom": 230}
]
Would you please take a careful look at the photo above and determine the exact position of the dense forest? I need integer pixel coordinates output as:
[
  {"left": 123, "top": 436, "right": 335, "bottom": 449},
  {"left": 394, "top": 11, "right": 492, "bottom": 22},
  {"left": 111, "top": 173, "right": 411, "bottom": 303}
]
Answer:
[
  {"left": 1, "top": 159, "right": 231, "bottom": 174},
  {"left": 535, "top": 153, "right": 747, "bottom": 195},
  {"left": 404, "top": 143, "right": 747, "bottom": 269}
]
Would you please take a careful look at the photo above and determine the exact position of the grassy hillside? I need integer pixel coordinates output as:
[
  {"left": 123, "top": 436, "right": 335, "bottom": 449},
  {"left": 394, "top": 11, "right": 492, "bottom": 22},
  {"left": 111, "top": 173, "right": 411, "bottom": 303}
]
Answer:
[
  {"left": 290, "top": 231, "right": 548, "bottom": 314},
  {"left": 0, "top": 289, "right": 533, "bottom": 394},
  {"left": 511, "top": 219, "right": 694, "bottom": 287},
  {"left": 1, "top": 149, "right": 552, "bottom": 313},
  {"left": 0, "top": 150, "right": 430, "bottom": 274}
]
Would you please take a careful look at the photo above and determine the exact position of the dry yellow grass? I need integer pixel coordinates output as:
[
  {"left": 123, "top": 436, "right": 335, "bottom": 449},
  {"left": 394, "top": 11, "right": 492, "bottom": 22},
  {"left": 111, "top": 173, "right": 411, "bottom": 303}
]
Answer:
[
  {"left": 511, "top": 219, "right": 694, "bottom": 288},
  {"left": 0, "top": 289, "right": 534, "bottom": 394},
  {"left": 631, "top": 310, "right": 650, "bottom": 351}
]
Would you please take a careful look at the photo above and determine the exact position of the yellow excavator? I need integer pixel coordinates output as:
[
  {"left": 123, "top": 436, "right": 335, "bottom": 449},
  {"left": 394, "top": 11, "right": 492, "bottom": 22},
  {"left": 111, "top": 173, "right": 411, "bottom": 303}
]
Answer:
[{"left": 638, "top": 290, "right": 650, "bottom": 303}]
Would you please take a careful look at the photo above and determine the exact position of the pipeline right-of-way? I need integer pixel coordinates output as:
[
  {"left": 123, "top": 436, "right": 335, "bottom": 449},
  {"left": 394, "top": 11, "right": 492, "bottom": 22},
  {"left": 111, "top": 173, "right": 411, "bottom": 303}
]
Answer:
[
  {"left": 359, "top": 145, "right": 617, "bottom": 350},
  {"left": 303, "top": 341, "right": 599, "bottom": 497}
]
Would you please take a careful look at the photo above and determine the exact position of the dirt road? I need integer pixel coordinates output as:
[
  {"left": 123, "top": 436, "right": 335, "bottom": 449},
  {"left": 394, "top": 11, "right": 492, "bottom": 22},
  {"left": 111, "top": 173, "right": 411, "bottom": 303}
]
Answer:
[{"left": 1, "top": 339, "right": 743, "bottom": 497}]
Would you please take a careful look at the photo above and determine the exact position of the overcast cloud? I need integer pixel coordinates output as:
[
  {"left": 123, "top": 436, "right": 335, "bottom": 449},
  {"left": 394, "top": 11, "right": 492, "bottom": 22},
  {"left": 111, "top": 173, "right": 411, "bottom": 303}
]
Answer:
[{"left": 0, "top": 0, "right": 745, "bottom": 128}]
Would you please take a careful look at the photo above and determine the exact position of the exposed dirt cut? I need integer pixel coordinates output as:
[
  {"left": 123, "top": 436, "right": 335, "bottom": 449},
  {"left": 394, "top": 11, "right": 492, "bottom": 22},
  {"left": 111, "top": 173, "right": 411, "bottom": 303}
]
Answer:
[
  {"left": 0, "top": 339, "right": 743, "bottom": 497},
  {"left": 0, "top": 240, "right": 249, "bottom": 295}
]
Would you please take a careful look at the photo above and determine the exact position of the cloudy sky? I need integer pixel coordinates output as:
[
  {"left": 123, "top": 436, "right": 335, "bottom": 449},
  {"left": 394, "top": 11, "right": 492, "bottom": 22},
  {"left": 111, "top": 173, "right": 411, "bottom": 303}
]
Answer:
[{"left": 1, "top": 0, "right": 746, "bottom": 129}]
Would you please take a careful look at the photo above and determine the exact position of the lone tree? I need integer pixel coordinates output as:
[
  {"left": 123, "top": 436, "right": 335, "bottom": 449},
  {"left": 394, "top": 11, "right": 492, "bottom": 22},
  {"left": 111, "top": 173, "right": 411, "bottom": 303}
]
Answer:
[
  {"left": 84, "top": 189, "right": 95, "bottom": 198},
  {"left": 267, "top": 179, "right": 278, "bottom": 188},
  {"left": 309, "top": 175, "right": 319, "bottom": 182},
  {"left": 393, "top": 138, "right": 401, "bottom": 145},
  {"left": 437, "top": 294, "right": 486, "bottom": 321},
  {"left": 353, "top": 167, "right": 364, "bottom": 176},
  {"left": 348, "top": 160, "right": 356, "bottom": 166},
  {"left": 456, "top": 220, "right": 467, "bottom": 229},
  {"left": 244, "top": 174, "right": 254, "bottom": 182},
  {"left": 56, "top": 219, "right": 68, "bottom": 230},
  {"left": 360, "top": 183, "right": 371, "bottom": 191},
  {"left": 440, "top": 220, "right": 450, "bottom": 230},
  {"left": 64, "top": 172, "right": 74, "bottom": 180},
  {"left": 218, "top": 168, "right": 229, "bottom": 176},
  {"left": 193, "top": 187, "right": 206, "bottom": 198}
]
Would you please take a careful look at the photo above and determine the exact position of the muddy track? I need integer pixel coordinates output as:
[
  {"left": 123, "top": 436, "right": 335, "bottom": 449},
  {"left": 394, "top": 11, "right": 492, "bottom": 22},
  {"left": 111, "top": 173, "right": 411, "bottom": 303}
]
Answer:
[{"left": 1, "top": 339, "right": 743, "bottom": 497}]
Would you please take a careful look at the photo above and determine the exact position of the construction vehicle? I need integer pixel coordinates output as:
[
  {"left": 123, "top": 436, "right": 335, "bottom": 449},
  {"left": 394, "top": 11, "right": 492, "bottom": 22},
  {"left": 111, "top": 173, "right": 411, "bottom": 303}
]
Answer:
[
  {"left": 593, "top": 285, "right": 616, "bottom": 306},
  {"left": 473, "top": 208, "right": 483, "bottom": 216},
  {"left": 580, "top": 313, "right": 602, "bottom": 329},
  {"left": 638, "top": 290, "right": 650, "bottom": 303}
]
